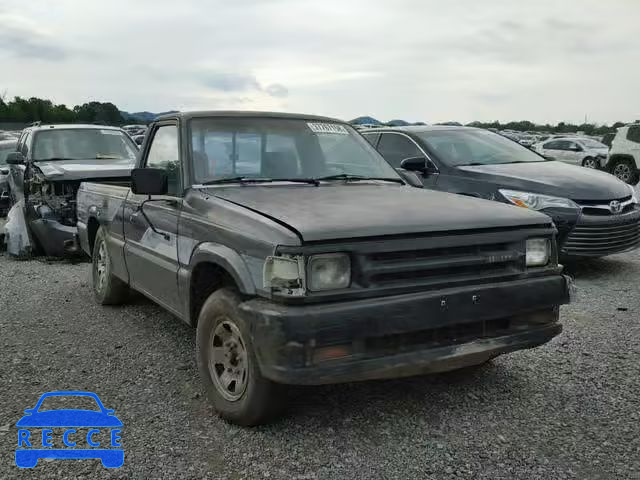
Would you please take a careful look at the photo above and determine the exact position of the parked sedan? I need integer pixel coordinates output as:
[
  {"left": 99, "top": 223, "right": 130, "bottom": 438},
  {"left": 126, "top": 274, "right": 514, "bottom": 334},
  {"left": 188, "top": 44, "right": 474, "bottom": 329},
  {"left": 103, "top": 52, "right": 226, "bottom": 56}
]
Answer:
[
  {"left": 363, "top": 126, "right": 640, "bottom": 258},
  {"left": 533, "top": 137, "right": 609, "bottom": 169}
]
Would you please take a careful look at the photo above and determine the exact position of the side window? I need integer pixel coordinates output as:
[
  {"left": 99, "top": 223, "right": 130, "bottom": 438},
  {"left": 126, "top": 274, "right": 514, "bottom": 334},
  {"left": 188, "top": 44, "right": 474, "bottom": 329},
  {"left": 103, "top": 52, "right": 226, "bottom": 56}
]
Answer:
[
  {"left": 362, "top": 133, "right": 379, "bottom": 147},
  {"left": 377, "top": 133, "right": 422, "bottom": 168},
  {"left": 145, "top": 125, "right": 180, "bottom": 196},
  {"left": 627, "top": 126, "right": 640, "bottom": 143},
  {"left": 543, "top": 141, "right": 559, "bottom": 150},
  {"left": 21, "top": 132, "right": 32, "bottom": 156}
]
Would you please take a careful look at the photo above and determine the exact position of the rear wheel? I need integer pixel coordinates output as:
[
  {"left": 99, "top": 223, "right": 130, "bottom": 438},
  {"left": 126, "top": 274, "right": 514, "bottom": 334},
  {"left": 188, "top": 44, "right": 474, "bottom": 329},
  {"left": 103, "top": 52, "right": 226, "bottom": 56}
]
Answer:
[
  {"left": 611, "top": 159, "right": 639, "bottom": 185},
  {"left": 92, "top": 227, "right": 129, "bottom": 305},
  {"left": 582, "top": 157, "right": 599, "bottom": 169},
  {"left": 196, "top": 288, "right": 285, "bottom": 426}
]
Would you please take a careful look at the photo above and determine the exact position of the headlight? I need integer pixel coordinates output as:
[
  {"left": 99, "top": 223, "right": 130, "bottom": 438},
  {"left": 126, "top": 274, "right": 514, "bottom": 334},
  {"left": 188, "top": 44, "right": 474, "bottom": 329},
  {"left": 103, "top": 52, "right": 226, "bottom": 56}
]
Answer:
[
  {"left": 308, "top": 253, "right": 351, "bottom": 291},
  {"left": 499, "top": 189, "right": 579, "bottom": 210},
  {"left": 263, "top": 255, "right": 305, "bottom": 294},
  {"left": 526, "top": 238, "right": 550, "bottom": 267},
  {"left": 628, "top": 184, "right": 638, "bottom": 204}
]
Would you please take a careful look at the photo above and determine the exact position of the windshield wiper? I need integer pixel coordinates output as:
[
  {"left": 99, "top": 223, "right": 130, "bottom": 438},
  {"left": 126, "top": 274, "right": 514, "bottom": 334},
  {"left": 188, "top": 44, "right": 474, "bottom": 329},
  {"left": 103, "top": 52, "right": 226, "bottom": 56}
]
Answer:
[
  {"left": 201, "top": 176, "right": 320, "bottom": 186},
  {"left": 95, "top": 154, "right": 122, "bottom": 159},
  {"left": 315, "top": 174, "right": 404, "bottom": 184},
  {"left": 34, "top": 157, "right": 75, "bottom": 161}
]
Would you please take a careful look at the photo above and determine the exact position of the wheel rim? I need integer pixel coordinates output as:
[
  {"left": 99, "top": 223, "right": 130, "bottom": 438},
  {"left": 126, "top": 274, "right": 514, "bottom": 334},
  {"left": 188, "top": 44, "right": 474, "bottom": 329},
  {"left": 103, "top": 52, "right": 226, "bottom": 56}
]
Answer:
[
  {"left": 614, "top": 163, "right": 632, "bottom": 182},
  {"left": 583, "top": 159, "right": 597, "bottom": 169},
  {"left": 95, "top": 240, "right": 107, "bottom": 292},
  {"left": 209, "top": 320, "right": 248, "bottom": 401}
]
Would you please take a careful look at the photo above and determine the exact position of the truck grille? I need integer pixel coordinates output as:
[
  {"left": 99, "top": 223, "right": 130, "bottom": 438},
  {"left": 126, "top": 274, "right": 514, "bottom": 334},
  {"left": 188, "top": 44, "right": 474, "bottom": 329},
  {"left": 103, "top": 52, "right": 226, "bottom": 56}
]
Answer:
[
  {"left": 563, "top": 218, "right": 640, "bottom": 255},
  {"left": 357, "top": 241, "right": 525, "bottom": 289}
]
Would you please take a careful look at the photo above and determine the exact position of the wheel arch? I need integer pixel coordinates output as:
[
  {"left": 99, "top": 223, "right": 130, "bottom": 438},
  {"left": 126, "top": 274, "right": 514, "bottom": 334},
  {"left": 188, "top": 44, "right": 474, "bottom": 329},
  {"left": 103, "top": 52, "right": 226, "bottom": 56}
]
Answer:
[
  {"left": 186, "top": 243, "right": 257, "bottom": 326},
  {"left": 608, "top": 153, "right": 637, "bottom": 169}
]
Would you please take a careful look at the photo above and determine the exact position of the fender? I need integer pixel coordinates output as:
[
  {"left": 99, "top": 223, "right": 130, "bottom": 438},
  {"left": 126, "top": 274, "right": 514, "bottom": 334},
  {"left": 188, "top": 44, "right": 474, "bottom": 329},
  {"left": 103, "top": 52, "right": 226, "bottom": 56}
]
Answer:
[
  {"left": 186, "top": 242, "right": 257, "bottom": 294},
  {"left": 177, "top": 242, "right": 258, "bottom": 322}
]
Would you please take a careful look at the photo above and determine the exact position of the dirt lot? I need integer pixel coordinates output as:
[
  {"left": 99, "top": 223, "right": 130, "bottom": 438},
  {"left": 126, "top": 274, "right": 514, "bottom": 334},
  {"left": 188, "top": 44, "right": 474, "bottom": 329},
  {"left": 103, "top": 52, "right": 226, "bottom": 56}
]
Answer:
[{"left": 0, "top": 252, "right": 639, "bottom": 479}]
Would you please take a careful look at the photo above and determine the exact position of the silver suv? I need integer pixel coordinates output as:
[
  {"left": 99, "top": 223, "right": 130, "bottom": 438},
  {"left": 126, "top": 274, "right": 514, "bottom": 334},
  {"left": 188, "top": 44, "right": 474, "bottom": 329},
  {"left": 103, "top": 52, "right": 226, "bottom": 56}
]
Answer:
[{"left": 607, "top": 124, "right": 640, "bottom": 185}]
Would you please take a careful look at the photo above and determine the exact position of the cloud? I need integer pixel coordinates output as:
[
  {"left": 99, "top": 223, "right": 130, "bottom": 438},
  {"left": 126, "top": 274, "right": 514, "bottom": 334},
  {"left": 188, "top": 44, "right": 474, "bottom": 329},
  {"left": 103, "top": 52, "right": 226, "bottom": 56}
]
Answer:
[
  {"left": 264, "top": 83, "right": 288, "bottom": 98},
  {"left": 0, "top": 14, "right": 69, "bottom": 60},
  {"left": 200, "top": 72, "right": 261, "bottom": 92},
  {"left": 198, "top": 71, "right": 288, "bottom": 98}
]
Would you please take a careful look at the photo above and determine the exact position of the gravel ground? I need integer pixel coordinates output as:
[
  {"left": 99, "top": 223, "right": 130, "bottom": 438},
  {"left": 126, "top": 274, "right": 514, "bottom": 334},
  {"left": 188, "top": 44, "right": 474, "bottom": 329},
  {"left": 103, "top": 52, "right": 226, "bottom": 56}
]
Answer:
[{"left": 0, "top": 251, "right": 639, "bottom": 479}]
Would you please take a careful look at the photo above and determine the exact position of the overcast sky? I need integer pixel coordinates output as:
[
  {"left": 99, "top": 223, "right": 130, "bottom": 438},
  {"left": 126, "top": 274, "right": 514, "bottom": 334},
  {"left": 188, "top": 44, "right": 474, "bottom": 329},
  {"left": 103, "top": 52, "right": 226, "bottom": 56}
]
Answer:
[{"left": 1, "top": 0, "right": 638, "bottom": 124}]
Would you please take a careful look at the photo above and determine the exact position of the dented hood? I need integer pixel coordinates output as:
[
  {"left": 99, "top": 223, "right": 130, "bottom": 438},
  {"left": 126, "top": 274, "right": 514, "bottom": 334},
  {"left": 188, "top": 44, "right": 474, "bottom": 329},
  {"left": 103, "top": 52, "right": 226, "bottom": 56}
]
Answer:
[
  {"left": 33, "top": 158, "right": 133, "bottom": 181},
  {"left": 211, "top": 184, "right": 550, "bottom": 242}
]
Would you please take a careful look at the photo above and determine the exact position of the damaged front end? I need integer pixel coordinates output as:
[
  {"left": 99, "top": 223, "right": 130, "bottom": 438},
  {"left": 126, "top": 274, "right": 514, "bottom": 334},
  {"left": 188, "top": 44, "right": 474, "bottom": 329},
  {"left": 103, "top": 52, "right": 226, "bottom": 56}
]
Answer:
[{"left": 24, "top": 172, "right": 81, "bottom": 257}]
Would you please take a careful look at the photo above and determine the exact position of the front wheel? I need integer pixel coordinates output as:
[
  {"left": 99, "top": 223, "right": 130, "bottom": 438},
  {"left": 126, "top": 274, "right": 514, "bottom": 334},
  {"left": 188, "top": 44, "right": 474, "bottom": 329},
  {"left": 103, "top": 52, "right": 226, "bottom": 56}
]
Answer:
[
  {"left": 582, "top": 157, "right": 599, "bottom": 169},
  {"left": 196, "top": 288, "right": 285, "bottom": 426},
  {"left": 611, "top": 159, "right": 639, "bottom": 185},
  {"left": 92, "top": 227, "right": 129, "bottom": 305}
]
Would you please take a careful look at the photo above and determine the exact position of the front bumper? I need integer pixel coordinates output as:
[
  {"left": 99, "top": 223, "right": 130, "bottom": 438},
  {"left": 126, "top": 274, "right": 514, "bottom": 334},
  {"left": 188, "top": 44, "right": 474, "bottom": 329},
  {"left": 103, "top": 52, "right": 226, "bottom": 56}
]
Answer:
[
  {"left": 241, "top": 274, "right": 570, "bottom": 385},
  {"left": 561, "top": 208, "right": 640, "bottom": 257}
]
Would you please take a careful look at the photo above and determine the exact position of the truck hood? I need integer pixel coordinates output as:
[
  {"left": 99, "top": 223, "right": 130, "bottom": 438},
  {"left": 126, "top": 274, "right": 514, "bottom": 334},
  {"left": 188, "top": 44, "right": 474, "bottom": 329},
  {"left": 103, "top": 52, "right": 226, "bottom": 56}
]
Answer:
[
  {"left": 211, "top": 184, "right": 549, "bottom": 242},
  {"left": 33, "top": 158, "right": 133, "bottom": 181},
  {"left": 456, "top": 160, "right": 630, "bottom": 201}
]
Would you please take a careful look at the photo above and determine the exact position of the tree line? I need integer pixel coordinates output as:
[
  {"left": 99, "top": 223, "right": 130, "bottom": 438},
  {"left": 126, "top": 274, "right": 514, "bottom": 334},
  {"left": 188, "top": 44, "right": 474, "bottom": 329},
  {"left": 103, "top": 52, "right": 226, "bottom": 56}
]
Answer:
[
  {"left": 0, "top": 96, "right": 125, "bottom": 125},
  {"left": 463, "top": 120, "right": 627, "bottom": 135},
  {"left": 0, "top": 95, "right": 633, "bottom": 134}
]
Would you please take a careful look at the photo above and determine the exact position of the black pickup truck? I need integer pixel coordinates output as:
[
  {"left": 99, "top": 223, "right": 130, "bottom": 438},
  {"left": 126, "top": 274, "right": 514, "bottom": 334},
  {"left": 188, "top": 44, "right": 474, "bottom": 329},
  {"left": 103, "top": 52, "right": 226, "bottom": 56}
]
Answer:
[{"left": 77, "top": 111, "right": 571, "bottom": 425}]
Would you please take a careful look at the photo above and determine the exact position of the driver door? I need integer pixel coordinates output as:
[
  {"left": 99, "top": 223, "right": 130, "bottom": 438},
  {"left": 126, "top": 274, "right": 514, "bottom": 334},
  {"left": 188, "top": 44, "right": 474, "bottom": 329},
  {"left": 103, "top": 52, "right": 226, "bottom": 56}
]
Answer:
[{"left": 123, "top": 122, "right": 183, "bottom": 314}]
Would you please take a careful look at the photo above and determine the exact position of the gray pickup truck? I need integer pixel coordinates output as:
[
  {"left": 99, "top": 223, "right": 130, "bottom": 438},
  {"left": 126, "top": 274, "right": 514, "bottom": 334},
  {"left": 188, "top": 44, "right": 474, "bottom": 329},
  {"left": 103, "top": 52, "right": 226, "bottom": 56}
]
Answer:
[{"left": 77, "top": 111, "right": 571, "bottom": 425}]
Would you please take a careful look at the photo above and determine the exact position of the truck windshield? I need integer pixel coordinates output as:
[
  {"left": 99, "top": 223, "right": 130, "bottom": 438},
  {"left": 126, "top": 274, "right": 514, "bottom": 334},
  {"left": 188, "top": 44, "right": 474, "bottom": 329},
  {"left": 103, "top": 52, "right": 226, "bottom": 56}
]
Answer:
[
  {"left": 32, "top": 129, "right": 138, "bottom": 162},
  {"left": 189, "top": 117, "right": 400, "bottom": 184},
  {"left": 417, "top": 129, "right": 548, "bottom": 167}
]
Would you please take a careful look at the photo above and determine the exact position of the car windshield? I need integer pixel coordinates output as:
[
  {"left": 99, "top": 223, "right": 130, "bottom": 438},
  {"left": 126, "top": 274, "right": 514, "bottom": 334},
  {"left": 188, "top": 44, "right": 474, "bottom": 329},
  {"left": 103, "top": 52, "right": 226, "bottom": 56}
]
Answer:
[
  {"left": 32, "top": 128, "right": 138, "bottom": 162},
  {"left": 578, "top": 138, "right": 607, "bottom": 149},
  {"left": 416, "top": 129, "right": 547, "bottom": 166},
  {"left": 37, "top": 395, "right": 101, "bottom": 412},
  {"left": 189, "top": 117, "right": 400, "bottom": 184}
]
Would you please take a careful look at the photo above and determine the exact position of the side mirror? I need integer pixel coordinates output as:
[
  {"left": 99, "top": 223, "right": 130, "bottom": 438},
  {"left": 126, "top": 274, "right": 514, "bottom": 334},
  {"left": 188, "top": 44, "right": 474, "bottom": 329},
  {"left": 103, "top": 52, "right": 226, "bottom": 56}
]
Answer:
[
  {"left": 131, "top": 168, "right": 168, "bottom": 196},
  {"left": 23, "top": 408, "right": 34, "bottom": 415},
  {"left": 400, "top": 156, "right": 427, "bottom": 173},
  {"left": 5, "top": 152, "right": 24, "bottom": 165},
  {"left": 105, "top": 409, "right": 115, "bottom": 415},
  {"left": 0, "top": 168, "right": 9, "bottom": 175},
  {"left": 570, "top": 145, "right": 581, "bottom": 152}
]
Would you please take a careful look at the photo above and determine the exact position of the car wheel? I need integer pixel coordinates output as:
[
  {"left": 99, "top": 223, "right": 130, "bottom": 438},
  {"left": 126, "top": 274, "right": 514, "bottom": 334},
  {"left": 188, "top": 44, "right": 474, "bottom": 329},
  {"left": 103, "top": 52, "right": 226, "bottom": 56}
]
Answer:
[
  {"left": 582, "top": 157, "right": 599, "bottom": 169},
  {"left": 612, "top": 159, "right": 640, "bottom": 185},
  {"left": 92, "top": 227, "right": 129, "bottom": 305},
  {"left": 196, "top": 288, "right": 285, "bottom": 426}
]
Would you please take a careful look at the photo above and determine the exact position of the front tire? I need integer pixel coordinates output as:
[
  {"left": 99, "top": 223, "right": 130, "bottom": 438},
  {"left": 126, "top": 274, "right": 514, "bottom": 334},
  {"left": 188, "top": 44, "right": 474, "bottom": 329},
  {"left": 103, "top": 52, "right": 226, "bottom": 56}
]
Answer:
[
  {"left": 611, "top": 159, "right": 639, "bottom": 185},
  {"left": 196, "top": 288, "right": 285, "bottom": 426},
  {"left": 92, "top": 227, "right": 129, "bottom": 305},
  {"left": 582, "top": 157, "right": 599, "bottom": 169}
]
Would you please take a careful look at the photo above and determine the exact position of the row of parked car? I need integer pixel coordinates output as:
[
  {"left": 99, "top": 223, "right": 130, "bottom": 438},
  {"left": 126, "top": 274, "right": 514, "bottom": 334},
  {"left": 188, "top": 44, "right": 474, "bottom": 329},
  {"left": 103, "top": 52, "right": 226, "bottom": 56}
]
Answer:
[{"left": 0, "top": 113, "right": 638, "bottom": 425}]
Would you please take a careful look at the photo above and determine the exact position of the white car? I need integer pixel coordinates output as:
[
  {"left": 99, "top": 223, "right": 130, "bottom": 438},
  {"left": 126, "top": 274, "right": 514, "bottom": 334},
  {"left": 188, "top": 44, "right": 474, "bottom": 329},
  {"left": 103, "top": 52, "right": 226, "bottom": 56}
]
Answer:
[
  {"left": 534, "top": 137, "right": 609, "bottom": 169},
  {"left": 606, "top": 124, "right": 640, "bottom": 185}
]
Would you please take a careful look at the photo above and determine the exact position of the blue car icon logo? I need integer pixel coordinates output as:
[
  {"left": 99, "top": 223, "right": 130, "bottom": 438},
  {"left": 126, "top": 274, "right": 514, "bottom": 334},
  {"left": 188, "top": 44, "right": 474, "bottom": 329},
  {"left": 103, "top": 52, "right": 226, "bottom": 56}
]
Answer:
[{"left": 15, "top": 391, "right": 123, "bottom": 468}]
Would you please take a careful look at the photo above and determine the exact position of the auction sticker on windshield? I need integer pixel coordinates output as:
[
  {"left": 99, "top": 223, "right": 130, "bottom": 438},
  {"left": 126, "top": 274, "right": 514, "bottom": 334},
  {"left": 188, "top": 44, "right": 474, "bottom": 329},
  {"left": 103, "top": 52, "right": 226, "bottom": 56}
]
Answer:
[
  {"left": 14, "top": 391, "right": 123, "bottom": 469},
  {"left": 307, "top": 122, "right": 349, "bottom": 135}
]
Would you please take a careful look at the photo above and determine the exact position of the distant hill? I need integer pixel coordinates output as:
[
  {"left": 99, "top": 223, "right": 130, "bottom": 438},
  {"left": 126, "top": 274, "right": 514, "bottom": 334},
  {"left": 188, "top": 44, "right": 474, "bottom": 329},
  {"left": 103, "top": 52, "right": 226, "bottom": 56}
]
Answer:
[
  {"left": 386, "top": 119, "right": 410, "bottom": 126},
  {"left": 350, "top": 116, "right": 383, "bottom": 125},
  {"left": 120, "top": 110, "right": 179, "bottom": 123},
  {"left": 349, "top": 116, "right": 427, "bottom": 127}
]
